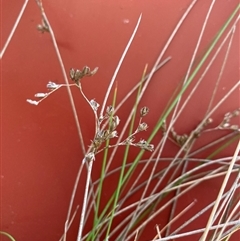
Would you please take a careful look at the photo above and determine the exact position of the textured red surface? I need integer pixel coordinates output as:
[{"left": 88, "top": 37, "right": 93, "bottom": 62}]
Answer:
[{"left": 1, "top": 0, "right": 239, "bottom": 240}]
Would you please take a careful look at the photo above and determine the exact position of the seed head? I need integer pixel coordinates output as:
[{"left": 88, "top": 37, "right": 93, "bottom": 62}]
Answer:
[
  {"left": 137, "top": 122, "right": 148, "bottom": 132},
  {"left": 140, "top": 107, "right": 149, "bottom": 117}
]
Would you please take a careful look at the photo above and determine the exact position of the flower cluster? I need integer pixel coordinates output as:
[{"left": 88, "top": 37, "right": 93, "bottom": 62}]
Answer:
[
  {"left": 70, "top": 66, "right": 98, "bottom": 85},
  {"left": 85, "top": 105, "right": 123, "bottom": 162},
  {"left": 26, "top": 66, "right": 97, "bottom": 105},
  {"left": 37, "top": 18, "right": 49, "bottom": 33},
  {"left": 27, "top": 64, "right": 154, "bottom": 162},
  {"left": 219, "top": 108, "right": 240, "bottom": 131},
  {"left": 91, "top": 106, "right": 120, "bottom": 152},
  {"left": 120, "top": 107, "right": 154, "bottom": 152},
  {"left": 135, "top": 139, "right": 154, "bottom": 152},
  {"left": 161, "top": 108, "right": 239, "bottom": 152},
  {"left": 46, "top": 81, "right": 60, "bottom": 89},
  {"left": 171, "top": 128, "right": 189, "bottom": 147},
  {"left": 26, "top": 81, "right": 67, "bottom": 105},
  {"left": 92, "top": 106, "right": 154, "bottom": 156},
  {"left": 161, "top": 118, "right": 212, "bottom": 151}
]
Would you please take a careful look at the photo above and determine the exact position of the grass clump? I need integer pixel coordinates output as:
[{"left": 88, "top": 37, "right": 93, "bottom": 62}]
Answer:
[{"left": 23, "top": 1, "right": 240, "bottom": 240}]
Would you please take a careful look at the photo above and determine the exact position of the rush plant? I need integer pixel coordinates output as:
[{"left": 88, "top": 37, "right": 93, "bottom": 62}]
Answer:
[{"left": 4, "top": 0, "right": 239, "bottom": 240}]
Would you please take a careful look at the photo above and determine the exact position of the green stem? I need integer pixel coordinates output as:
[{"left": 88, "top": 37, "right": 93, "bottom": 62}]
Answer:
[
  {"left": 92, "top": 85, "right": 118, "bottom": 240},
  {"left": 104, "top": 65, "right": 147, "bottom": 240},
  {"left": 121, "top": 2, "right": 240, "bottom": 196}
]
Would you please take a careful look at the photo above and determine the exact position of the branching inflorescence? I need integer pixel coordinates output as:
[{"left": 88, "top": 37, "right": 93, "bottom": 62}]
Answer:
[
  {"left": 27, "top": 66, "right": 154, "bottom": 164},
  {"left": 161, "top": 109, "right": 240, "bottom": 151},
  {"left": 24, "top": 1, "right": 239, "bottom": 240}
]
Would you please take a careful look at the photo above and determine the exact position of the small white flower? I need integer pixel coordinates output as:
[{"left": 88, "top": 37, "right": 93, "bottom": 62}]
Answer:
[
  {"left": 90, "top": 99, "right": 100, "bottom": 111},
  {"left": 137, "top": 122, "right": 148, "bottom": 132},
  {"left": 109, "top": 116, "right": 120, "bottom": 131},
  {"left": 222, "top": 123, "right": 230, "bottom": 128},
  {"left": 106, "top": 106, "right": 114, "bottom": 116},
  {"left": 46, "top": 81, "right": 59, "bottom": 89},
  {"left": 26, "top": 99, "right": 39, "bottom": 105},
  {"left": 124, "top": 136, "right": 135, "bottom": 144},
  {"left": 140, "top": 106, "right": 149, "bottom": 117},
  {"left": 102, "top": 130, "right": 110, "bottom": 139},
  {"left": 230, "top": 125, "right": 239, "bottom": 131},
  {"left": 224, "top": 112, "right": 231, "bottom": 118},
  {"left": 89, "top": 67, "right": 98, "bottom": 76},
  {"left": 136, "top": 139, "right": 154, "bottom": 151},
  {"left": 233, "top": 109, "right": 240, "bottom": 116},
  {"left": 34, "top": 93, "right": 48, "bottom": 98},
  {"left": 146, "top": 144, "right": 154, "bottom": 152},
  {"left": 113, "top": 116, "right": 120, "bottom": 126}
]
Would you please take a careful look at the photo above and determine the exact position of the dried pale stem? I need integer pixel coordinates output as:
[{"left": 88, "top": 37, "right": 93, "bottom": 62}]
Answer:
[
  {"left": 105, "top": 0, "right": 198, "bottom": 214},
  {"left": 0, "top": 232, "right": 16, "bottom": 241},
  {"left": 170, "top": 184, "right": 240, "bottom": 235},
  {"left": 129, "top": 138, "right": 186, "bottom": 237},
  {"left": 59, "top": 205, "right": 79, "bottom": 241},
  {"left": 108, "top": 174, "right": 240, "bottom": 240},
  {"left": 123, "top": 183, "right": 198, "bottom": 241},
  {"left": 189, "top": 132, "right": 238, "bottom": 157},
  {"left": 98, "top": 8, "right": 199, "bottom": 227},
  {"left": 211, "top": 173, "right": 239, "bottom": 240},
  {"left": 215, "top": 222, "right": 240, "bottom": 240},
  {"left": 206, "top": 25, "right": 236, "bottom": 114},
  {"left": 117, "top": 3, "right": 199, "bottom": 237},
  {"left": 114, "top": 56, "right": 171, "bottom": 112},
  {"left": 131, "top": 0, "right": 198, "bottom": 112},
  {"left": 93, "top": 156, "right": 239, "bottom": 184},
  {"left": 100, "top": 13, "right": 142, "bottom": 118},
  {"left": 168, "top": 0, "right": 216, "bottom": 137},
  {"left": 83, "top": 22, "right": 147, "bottom": 230},
  {"left": 215, "top": 199, "right": 240, "bottom": 240},
  {"left": 35, "top": 0, "right": 86, "bottom": 154},
  {"left": 76, "top": 159, "right": 94, "bottom": 241},
  {"left": 156, "top": 80, "right": 239, "bottom": 200},
  {"left": 154, "top": 221, "right": 239, "bottom": 241},
  {"left": 153, "top": 200, "right": 197, "bottom": 240},
  {"left": 154, "top": 225, "right": 162, "bottom": 240},
  {"left": 78, "top": 84, "right": 99, "bottom": 137},
  {"left": 199, "top": 141, "right": 240, "bottom": 241},
  {"left": 28, "top": 84, "right": 75, "bottom": 105},
  {"left": 165, "top": 169, "right": 238, "bottom": 193},
  {"left": 108, "top": 153, "right": 240, "bottom": 239},
  {"left": 88, "top": 163, "right": 238, "bottom": 240},
  {"left": 165, "top": 159, "right": 188, "bottom": 235},
  {"left": 113, "top": 143, "right": 238, "bottom": 238},
  {"left": 34, "top": 4, "right": 93, "bottom": 239},
  {"left": 63, "top": 163, "right": 85, "bottom": 241},
  {"left": 0, "top": 0, "right": 29, "bottom": 59},
  {"left": 133, "top": 230, "right": 139, "bottom": 241},
  {"left": 31, "top": 1, "right": 239, "bottom": 240},
  {"left": 171, "top": 15, "right": 239, "bottom": 127},
  {"left": 123, "top": 158, "right": 238, "bottom": 241},
  {"left": 163, "top": 16, "right": 239, "bottom": 161},
  {"left": 165, "top": 1, "right": 216, "bottom": 233},
  {"left": 119, "top": 140, "right": 165, "bottom": 238}
]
